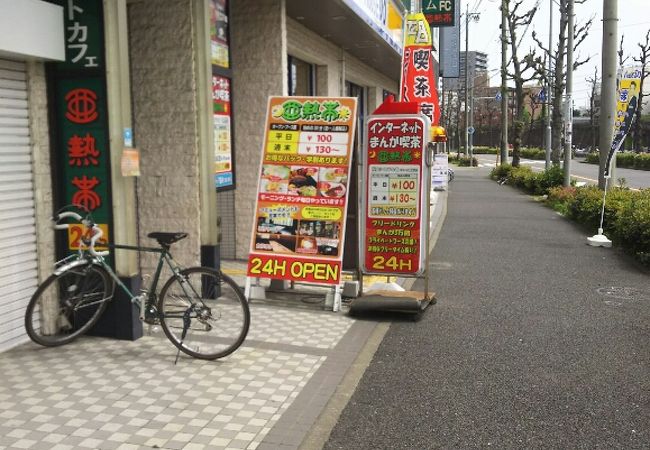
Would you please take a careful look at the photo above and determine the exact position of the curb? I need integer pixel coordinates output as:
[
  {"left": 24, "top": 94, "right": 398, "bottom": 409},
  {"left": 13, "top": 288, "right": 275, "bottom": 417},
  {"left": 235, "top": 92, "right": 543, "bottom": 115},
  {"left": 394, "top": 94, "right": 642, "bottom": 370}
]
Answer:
[{"left": 298, "top": 189, "right": 449, "bottom": 448}]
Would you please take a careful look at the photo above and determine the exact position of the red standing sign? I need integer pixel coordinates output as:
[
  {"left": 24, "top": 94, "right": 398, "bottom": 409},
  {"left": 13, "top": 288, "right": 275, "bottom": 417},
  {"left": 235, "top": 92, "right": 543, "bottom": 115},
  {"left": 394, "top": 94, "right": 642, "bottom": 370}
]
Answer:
[{"left": 361, "top": 114, "right": 430, "bottom": 276}]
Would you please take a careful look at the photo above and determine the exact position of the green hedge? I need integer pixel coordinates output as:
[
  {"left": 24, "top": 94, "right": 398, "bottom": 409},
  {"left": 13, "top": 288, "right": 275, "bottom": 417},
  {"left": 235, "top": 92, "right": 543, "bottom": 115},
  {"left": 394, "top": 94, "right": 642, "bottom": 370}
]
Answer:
[
  {"left": 520, "top": 148, "right": 546, "bottom": 160},
  {"left": 585, "top": 151, "right": 650, "bottom": 170},
  {"left": 449, "top": 155, "right": 478, "bottom": 166},
  {"left": 472, "top": 146, "right": 498, "bottom": 155},
  {"left": 472, "top": 146, "right": 547, "bottom": 160},
  {"left": 547, "top": 186, "right": 650, "bottom": 266},
  {"left": 490, "top": 164, "right": 565, "bottom": 196}
]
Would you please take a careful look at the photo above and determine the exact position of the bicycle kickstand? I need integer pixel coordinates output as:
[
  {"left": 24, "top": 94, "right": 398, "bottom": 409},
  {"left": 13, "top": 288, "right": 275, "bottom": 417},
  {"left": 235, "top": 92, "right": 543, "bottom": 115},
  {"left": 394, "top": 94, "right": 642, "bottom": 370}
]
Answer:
[{"left": 174, "top": 309, "right": 192, "bottom": 365}]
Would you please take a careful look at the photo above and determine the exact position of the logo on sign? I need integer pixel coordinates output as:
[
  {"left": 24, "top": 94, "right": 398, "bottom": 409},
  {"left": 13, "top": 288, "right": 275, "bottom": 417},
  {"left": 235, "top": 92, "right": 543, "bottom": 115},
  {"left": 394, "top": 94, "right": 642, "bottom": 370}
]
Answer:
[
  {"left": 406, "top": 19, "right": 431, "bottom": 44},
  {"left": 65, "top": 88, "right": 98, "bottom": 124}
]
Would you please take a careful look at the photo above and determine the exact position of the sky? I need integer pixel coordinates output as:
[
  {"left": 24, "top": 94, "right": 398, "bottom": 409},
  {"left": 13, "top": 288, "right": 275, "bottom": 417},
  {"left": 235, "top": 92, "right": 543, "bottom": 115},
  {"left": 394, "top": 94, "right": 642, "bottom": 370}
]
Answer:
[{"left": 464, "top": 0, "right": 650, "bottom": 108}]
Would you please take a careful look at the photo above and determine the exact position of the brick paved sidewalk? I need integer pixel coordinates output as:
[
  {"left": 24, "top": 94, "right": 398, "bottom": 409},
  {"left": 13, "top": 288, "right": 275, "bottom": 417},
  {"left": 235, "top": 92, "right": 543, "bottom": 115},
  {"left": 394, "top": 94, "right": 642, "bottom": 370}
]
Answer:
[{"left": 0, "top": 301, "right": 377, "bottom": 450}]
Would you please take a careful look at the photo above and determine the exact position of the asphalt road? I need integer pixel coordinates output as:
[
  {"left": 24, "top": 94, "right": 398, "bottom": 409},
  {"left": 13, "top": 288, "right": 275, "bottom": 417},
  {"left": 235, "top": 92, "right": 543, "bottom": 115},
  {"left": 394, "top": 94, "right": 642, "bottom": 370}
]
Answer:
[
  {"left": 474, "top": 155, "right": 650, "bottom": 189},
  {"left": 325, "top": 167, "right": 649, "bottom": 449}
]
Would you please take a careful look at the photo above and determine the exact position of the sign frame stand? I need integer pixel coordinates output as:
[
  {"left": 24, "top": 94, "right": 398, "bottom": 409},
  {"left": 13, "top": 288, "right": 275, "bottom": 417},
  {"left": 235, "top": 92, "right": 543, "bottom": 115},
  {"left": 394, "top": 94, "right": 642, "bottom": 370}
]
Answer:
[{"left": 350, "top": 108, "right": 436, "bottom": 316}]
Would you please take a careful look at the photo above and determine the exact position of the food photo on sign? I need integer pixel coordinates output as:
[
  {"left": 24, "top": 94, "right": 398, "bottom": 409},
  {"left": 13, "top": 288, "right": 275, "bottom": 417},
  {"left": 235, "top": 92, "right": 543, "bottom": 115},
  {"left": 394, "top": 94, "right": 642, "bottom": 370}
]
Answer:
[
  {"left": 288, "top": 166, "right": 318, "bottom": 196},
  {"left": 319, "top": 167, "right": 348, "bottom": 198},
  {"left": 260, "top": 164, "right": 290, "bottom": 194},
  {"left": 255, "top": 213, "right": 298, "bottom": 253}
]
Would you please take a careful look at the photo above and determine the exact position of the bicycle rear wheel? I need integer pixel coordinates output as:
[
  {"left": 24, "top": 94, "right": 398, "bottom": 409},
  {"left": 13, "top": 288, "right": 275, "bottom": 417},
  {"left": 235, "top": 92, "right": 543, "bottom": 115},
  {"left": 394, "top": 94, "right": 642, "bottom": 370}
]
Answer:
[
  {"left": 25, "top": 262, "right": 113, "bottom": 347},
  {"left": 158, "top": 267, "right": 250, "bottom": 360}
]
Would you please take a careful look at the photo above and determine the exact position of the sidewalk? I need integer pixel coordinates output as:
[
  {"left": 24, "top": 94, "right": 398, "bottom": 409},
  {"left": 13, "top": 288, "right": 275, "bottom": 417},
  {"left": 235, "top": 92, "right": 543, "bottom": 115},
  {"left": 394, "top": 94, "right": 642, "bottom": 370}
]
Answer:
[{"left": 0, "top": 190, "right": 447, "bottom": 450}]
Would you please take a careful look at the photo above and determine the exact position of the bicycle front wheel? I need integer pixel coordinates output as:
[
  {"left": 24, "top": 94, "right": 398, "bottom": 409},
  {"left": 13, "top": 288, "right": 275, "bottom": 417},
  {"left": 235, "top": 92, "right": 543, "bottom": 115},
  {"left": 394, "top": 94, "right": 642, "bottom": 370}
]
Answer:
[
  {"left": 158, "top": 267, "right": 250, "bottom": 360},
  {"left": 25, "top": 262, "right": 113, "bottom": 347}
]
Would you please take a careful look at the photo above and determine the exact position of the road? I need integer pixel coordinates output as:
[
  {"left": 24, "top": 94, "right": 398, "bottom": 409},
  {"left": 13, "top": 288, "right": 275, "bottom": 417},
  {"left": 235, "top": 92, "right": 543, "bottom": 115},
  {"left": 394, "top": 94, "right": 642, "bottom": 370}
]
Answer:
[
  {"left": 324, "top": 167, "right": 649, "bottom": 449},
  {"left": 474, "top": 155, "right": 650, "bottom": 189}
]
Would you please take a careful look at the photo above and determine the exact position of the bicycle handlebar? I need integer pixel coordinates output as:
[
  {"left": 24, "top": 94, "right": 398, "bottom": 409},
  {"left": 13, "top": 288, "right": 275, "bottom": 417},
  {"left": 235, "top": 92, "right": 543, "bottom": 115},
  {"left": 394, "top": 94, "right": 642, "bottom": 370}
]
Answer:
[{"left": 52, "top": 210, "right": 109, "bottom": 257}]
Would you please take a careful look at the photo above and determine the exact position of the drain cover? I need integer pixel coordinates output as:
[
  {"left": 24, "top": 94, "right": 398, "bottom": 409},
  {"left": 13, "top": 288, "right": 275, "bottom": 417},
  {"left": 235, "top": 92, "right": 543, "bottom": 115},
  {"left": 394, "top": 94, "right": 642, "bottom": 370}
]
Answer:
[
  {"left": 596, "top": 286, "right": 644, "bottom": 300},
  {"left": 596, "top": 286, "right": 649, "bottom": 306}
]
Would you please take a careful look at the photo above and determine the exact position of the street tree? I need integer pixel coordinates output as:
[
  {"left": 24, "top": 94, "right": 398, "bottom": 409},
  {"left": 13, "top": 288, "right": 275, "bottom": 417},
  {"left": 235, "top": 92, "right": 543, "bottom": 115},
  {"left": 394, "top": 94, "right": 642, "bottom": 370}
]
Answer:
[
  {"left": 525, "top": 90, "right": 542, "bottom": 146},
  {"left": 527, "top": 0, "right": 593, "bottom": 164},
  {"left": 586, "top": 66, "right": 599, "bottom": 153},
  {"left": 441, "top": 89, "right": 461, "bottom": 153},
  {"left": 503, "top": 0, "right": 538, "bottom": 167}
]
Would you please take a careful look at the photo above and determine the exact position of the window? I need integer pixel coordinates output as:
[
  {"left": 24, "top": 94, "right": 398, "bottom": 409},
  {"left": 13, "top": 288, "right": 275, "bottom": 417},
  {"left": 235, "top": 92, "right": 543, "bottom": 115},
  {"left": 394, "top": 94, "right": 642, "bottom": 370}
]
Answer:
[
  {"left": 346, "top": 81, "right": 366, "bottom": 129},
  {"left": 288, "top": 55, "right": 315, "bottom": 96}
]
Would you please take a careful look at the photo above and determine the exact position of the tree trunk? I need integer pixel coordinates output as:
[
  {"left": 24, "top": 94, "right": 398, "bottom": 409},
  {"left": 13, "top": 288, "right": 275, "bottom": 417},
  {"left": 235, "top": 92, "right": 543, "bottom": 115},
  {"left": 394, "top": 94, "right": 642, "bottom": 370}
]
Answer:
[{"left": 511, "top": 83, "right": 526, "bottom": 167}]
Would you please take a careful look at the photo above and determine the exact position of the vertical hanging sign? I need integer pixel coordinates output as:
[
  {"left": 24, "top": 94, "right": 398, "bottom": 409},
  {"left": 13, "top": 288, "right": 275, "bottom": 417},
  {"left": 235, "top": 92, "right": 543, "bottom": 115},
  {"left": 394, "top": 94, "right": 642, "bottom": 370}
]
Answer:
[
  {"left": 247, "top": 97, "right": 357, "bottom": 285},
  {"left": 212, "top": 74, "right": 233, "bottom": 188},
  {"left": 209, "top": 0, "right": 234, "bottom": 189},
  {"left": 361, "top": 114, "right": 430, "bottom": 276},
  {"left": 400, "top": 12, "right": 441, "bottom": 125},
  {"left": 49, "top": 0, "right": 112, "bottom": 252},
  {"left": 605, "top": 66, "right": 642, "bottom": 177}
]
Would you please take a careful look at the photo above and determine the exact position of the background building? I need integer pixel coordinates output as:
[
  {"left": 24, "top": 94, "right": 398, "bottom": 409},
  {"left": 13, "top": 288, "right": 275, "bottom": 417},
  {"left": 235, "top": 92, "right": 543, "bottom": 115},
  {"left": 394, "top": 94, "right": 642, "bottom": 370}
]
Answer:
[
  {"left": 443, "top": 50, "right": 488, "bottom": 92},
  {"left": 0, "top": 0, "right": 440, "bottom": 352}
]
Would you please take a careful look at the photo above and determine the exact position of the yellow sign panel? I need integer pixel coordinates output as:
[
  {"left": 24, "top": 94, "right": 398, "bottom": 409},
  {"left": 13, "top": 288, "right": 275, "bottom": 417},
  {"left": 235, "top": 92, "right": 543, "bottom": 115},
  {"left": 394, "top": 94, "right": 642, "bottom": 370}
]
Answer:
[
  {"left": 404, "top": 13, "right": 432, "bottom": 47},
  {"left": 68, "top": 223, "right": 109, "bottom": 250}
]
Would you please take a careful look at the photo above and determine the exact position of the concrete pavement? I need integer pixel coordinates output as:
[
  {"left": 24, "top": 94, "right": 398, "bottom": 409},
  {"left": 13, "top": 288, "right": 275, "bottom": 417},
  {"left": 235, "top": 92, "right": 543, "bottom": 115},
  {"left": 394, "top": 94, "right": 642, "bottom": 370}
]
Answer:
[{"left": 324, "top": 166, "right": 650, "bottom": 449}]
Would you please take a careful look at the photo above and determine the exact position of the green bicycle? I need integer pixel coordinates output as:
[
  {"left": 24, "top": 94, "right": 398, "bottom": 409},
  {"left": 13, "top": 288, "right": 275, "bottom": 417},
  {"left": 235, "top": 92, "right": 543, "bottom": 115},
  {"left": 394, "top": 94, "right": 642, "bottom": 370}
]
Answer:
[{"left": 24, "top": 206, "right": 250, "bottom": 361}]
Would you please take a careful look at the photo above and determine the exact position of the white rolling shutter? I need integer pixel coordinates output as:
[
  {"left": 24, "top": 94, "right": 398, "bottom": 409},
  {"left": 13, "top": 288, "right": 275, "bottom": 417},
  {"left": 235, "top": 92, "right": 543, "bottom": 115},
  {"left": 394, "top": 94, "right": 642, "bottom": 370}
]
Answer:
[{"left": 0, "top": 58, "right": 38, "bottom": 352}]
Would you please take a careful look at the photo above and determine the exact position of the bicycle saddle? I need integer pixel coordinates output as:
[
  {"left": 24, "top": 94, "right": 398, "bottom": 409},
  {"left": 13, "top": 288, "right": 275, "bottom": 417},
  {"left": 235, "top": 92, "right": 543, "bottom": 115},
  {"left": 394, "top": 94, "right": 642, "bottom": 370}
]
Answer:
[{"left": 148, "top": 232, "right": 188, "bottom": 247}]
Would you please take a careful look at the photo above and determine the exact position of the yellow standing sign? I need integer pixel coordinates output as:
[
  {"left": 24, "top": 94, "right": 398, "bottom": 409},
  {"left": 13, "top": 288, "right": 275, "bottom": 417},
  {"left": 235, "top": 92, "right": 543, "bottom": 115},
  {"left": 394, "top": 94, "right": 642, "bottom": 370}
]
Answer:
[{"left": 247, "top": 97, "right": 357, "bottom": 285}]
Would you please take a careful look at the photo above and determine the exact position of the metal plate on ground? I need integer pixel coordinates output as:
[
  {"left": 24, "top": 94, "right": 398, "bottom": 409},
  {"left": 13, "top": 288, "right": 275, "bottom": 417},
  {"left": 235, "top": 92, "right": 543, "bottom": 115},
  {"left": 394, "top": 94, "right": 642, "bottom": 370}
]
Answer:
[{"left": 349, "top": 290, "right": 435, "bottom": 315}]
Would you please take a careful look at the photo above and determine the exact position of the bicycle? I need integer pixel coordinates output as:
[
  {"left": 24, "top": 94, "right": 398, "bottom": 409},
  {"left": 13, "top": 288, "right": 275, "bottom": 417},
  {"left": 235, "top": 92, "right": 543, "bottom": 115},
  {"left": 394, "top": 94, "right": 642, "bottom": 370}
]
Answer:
[{"left": 24, "top": 205, "right": 250, "bottom": 362}]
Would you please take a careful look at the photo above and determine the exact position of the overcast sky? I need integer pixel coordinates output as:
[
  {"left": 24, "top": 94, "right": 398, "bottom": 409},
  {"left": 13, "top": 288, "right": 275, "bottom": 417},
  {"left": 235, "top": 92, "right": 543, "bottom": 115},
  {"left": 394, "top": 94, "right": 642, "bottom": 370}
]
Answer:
[{"left": 465, "top": 0, "right": 650, "bottom": 108}]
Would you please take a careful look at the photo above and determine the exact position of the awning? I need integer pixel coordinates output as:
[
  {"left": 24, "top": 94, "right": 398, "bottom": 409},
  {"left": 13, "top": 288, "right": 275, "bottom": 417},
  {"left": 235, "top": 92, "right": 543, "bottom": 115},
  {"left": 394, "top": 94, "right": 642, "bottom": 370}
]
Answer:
[{"left": 285, "top": 0, "right": 404, "bottom": 81}]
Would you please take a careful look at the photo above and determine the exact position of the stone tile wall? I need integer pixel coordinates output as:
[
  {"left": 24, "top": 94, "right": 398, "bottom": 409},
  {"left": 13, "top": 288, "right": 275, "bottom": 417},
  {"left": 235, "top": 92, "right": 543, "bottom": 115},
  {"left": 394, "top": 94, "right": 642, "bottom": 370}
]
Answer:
[
  {"left": 229, "top": 7, "right": 399, "bottom": 259},
  {"left": 127, "top": 0, "right": 202, "bottom": 274}
]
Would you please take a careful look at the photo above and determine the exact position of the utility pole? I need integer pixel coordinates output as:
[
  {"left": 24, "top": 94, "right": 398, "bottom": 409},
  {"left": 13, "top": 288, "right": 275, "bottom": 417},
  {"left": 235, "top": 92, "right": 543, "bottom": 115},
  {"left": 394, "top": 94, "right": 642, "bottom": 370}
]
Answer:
[
  {"left": 500, "top": 0, "right": 508, "bottom": 165},
  {"left": 563, "top": 0, "right": 574, "bottom": 186},
  {"left": 545, "top": 0, "right": 553, "bottom": 169},
  {"left": 469, "top": 88, "right": 474, "bottom": 158},
  {"left": 464, "top": 5, "right": 480, "bottom": 158},
  {"left": 464, "top": 4, "right": 470, "bottom": 157},
  {"left": 599, "top": 0, "right": 618, "bottom": 189}
]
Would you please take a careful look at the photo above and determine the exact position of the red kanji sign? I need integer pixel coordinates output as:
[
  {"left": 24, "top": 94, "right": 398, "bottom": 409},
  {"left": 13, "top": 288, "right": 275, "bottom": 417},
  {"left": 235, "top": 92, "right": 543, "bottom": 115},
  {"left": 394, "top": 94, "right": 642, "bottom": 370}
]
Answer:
[
  {"left": 71, "top": 175, "right": 101, "bottom": 211},
  {"left": 68, "top": 133, "right": 100, "bottom": 166},
  {"left": 400, "top": 13, "right": 440, "bottom": 125}
]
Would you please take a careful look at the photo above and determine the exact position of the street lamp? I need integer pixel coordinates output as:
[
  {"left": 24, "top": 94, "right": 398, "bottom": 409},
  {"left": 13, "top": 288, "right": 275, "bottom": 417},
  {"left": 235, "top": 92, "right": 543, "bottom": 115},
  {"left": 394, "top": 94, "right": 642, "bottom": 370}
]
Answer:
[{"left": 464, "top": 6, "right": 480, "bottom": 158}]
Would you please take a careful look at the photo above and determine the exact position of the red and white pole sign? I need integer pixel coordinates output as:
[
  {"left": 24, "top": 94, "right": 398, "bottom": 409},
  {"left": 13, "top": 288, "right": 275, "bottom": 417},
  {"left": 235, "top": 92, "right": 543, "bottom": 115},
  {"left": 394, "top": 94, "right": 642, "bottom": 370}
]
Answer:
[{"left": 360, "top": 114, "right": 431, "bottom": 276}]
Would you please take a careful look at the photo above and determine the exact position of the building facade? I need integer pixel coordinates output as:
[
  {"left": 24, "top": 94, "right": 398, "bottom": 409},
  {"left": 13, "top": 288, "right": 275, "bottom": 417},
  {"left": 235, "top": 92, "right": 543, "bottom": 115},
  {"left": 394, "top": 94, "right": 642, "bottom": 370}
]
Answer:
[
  {"left": 442, "top": 50, "right": 487, "bottom": 92},
  {"left": 0, "top": 0, "right": 439, "bottom": 351}
]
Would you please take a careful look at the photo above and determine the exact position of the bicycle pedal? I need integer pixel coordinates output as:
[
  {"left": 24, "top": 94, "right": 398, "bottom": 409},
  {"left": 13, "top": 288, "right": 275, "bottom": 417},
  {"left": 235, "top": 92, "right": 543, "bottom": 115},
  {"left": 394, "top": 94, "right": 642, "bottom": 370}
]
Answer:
[
  {"left": 146, "top": 324, "right": 161, "bottom": 335},
  {"left": 144, "top": 317, "right": 160, "bottom": 325}
]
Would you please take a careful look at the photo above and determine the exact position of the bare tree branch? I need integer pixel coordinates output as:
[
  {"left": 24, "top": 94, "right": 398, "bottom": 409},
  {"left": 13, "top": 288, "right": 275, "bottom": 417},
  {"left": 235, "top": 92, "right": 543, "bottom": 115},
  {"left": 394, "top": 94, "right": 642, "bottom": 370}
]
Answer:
[
  {"left": 631, "top": 29, "right": 650, "bottom": 151},
  {"left": 618, "top": 34, "right": 629, "bottom": 66}
]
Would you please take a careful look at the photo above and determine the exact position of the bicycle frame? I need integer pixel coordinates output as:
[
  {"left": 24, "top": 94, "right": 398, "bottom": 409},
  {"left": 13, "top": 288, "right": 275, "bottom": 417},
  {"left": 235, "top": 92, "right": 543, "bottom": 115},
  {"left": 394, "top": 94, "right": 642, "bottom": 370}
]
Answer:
[{"left": 55, "top": 243, "right": 185, "bottom": 321}]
